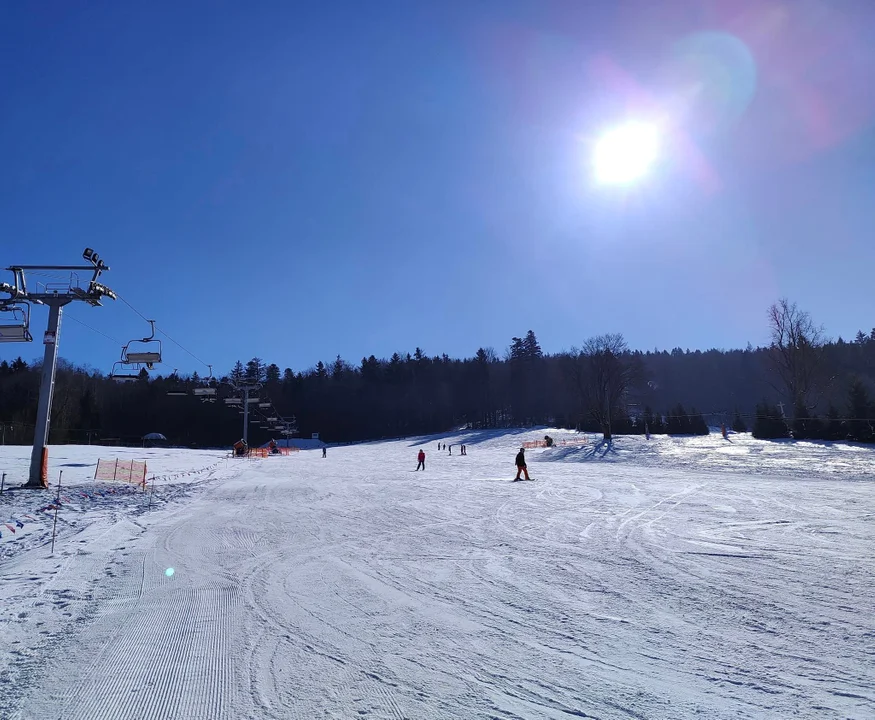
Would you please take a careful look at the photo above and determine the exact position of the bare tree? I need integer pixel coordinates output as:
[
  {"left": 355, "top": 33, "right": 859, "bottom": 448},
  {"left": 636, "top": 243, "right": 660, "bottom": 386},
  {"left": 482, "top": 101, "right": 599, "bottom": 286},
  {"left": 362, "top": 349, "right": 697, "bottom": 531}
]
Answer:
[
  {"left": 766, "top": 299, "right": 826, "bottom": 414},
  {"left": 580, "top": 333, "right": 638, "bottom": 442}
]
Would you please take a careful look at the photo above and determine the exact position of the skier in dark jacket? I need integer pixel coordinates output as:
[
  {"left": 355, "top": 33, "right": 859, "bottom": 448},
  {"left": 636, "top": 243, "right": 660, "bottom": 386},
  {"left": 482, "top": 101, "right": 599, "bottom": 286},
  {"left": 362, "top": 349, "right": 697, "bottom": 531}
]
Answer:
[{"left": 514, "top": 447, "right": 530, "bottom": 481}]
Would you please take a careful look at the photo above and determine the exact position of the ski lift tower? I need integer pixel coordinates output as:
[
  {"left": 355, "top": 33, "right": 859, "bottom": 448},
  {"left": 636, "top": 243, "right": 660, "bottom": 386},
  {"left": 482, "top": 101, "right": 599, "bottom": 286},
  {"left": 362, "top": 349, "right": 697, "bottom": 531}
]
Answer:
[
  {"left": 222, "top": 380, "right": 261, "bottom": 446},
  {"left": 0, "top": 249, "right": 116, "bottom": 488}
]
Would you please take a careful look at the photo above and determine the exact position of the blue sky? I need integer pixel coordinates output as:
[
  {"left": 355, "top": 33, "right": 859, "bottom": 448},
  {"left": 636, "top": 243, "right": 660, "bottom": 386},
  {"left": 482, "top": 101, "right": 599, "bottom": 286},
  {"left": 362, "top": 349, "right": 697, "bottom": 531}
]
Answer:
[{"left": 2, "top": 0, "right": 874, "bottom": 376}]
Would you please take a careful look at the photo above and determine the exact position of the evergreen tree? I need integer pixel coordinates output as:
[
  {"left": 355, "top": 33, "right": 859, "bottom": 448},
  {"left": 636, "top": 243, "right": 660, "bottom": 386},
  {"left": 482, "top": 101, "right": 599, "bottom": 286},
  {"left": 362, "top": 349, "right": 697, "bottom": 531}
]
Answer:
[
  {"left": 265, "top": 363, "right": 281, "bottom": 384},
  {"left": 245, "top": 357, "right": 267, "bottom": 384},
  {"left": 689, "top": 408, "right": 709, "bottom": 435},
  {"left": 825, "top": 403, "right": 845, "bottom": 441},
  {"left": 667, "top": 404, "right": 693, "bottom": 434},
  {"left": 731, "top": 409, "right": 747, "bottom": 433},
  {"left": 331, "top": 356, "right": 347, "bottom": 380},
  {"left": 847, "top": 377, "right": 873, "bottom": 442},
  {"left": 522, "top": 330, "right": 543, "bottom": 359},
  {"left": 230, "top": 360, "right": 245, "bottom": 384},
  {"left": 792, "top": 402, "right": 823, "bottom": 440},
  {"left": 753, "top": 401, "right": 789, "bottom": 439}
]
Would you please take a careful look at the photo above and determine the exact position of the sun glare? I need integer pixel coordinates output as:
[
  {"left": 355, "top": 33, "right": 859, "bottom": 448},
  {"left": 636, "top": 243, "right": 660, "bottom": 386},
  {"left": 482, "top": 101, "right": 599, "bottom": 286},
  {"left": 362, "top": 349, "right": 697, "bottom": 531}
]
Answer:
[{"left": 593, "top": 122, "right": 659, "bottom": 185}]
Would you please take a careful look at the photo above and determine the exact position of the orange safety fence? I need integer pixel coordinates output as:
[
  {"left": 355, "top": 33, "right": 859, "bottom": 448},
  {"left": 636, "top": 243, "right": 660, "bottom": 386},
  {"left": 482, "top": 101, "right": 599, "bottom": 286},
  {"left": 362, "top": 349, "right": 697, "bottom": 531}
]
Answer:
[
  {"left": 95, "top": 458, "right": 148, "bottom": 488},
  {"left": 236, "top": 447, "right": 300, "bottom": 458},
  {"left": 522, "top": 436, "right": 589, "bottom": 449}
]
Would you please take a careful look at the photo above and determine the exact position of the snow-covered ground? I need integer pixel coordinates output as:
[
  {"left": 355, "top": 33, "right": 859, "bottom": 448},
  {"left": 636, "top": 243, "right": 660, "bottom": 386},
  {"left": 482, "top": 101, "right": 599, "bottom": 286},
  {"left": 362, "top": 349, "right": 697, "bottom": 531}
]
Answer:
[{"left": 0, "top": 431, "right": 872, "bottom": 719}]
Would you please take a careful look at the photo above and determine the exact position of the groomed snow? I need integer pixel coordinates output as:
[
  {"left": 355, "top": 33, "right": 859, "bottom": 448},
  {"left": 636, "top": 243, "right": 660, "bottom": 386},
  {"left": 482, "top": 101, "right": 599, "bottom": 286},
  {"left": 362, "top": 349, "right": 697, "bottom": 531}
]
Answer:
[{"left": 0, "top": 431, "right": 872, "bottom": 719}]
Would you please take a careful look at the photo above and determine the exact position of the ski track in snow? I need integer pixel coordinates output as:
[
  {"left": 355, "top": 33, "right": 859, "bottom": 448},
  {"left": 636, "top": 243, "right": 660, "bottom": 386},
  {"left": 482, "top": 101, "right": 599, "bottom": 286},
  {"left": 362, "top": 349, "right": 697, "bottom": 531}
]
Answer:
[{"left": 0, "top": 431, "right": 873, "bottom": 719}]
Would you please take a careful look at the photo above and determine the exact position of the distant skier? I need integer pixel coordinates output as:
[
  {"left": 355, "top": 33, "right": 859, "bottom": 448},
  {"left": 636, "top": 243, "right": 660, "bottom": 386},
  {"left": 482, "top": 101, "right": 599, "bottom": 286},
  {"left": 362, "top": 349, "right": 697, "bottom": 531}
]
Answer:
[
  {"left": 448, "top": 445, "right": 452, "bottom": 455},
  {"left": 416, "top": 449, "right": 426, "bottom": 471},
  {"left": 322, "top": 446, "right": 327, "bottom": 458},
  {"left": 461, "top": 444, "right": 466, "bottom": 456},
  {"left": 514, "top": 447, "right": 530, "bottom": 481}
]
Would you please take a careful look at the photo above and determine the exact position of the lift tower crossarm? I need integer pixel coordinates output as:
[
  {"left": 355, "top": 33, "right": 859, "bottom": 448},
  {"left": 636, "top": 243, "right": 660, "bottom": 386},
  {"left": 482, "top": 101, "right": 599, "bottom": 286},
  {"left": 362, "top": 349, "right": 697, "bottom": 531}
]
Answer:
[{"left": 7, "top": 265, "right": 109, "bottom": 270}]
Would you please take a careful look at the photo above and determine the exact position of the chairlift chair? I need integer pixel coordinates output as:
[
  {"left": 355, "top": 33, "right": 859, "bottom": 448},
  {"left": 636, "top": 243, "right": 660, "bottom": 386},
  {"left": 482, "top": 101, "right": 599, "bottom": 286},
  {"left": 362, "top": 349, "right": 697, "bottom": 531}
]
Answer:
[
  {"left": 224, "top": 398, "right": 242, "bottom": 405},
  {"left": 193, "top": 386, "right": 217, "bottom": 404},
  {"left": 193, "top": 364, "right": 217, "bottom": 401},
  {"left": 0, "top": 304, "right": 33, "bottom": 343},
  {"left": 164, "top": 369, "right": 188, "bottom": 396},
  {"left": 110, "top": 361, "right": 143, "bottom": 383},
  {"left": 122, "top": 320, "right": 162, "bottom": 369}
]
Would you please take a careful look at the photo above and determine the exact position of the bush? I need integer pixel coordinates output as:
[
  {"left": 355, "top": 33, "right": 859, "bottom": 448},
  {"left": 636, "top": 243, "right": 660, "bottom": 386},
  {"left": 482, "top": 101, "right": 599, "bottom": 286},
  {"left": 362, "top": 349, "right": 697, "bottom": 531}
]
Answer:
[
  {"left": 824, "top": 404, "right": 845, "bottom": 441},
  {"left": 731, "top": 410, "right": 747, "bottom": 433},
  {"left": 688, "top": 408, "right": 709, "bottom": 435},
  {"left": 792, "top": 403, "right": 823, "bottom": 440},
  {"left": 753, "top": 401, "right": 790, "bottom": 439}
]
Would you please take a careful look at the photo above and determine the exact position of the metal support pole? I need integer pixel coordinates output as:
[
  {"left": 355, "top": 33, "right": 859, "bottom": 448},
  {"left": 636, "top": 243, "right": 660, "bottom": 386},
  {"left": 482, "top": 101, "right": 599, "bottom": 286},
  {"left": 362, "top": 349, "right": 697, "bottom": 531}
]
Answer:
[
  {"left": 243, "top": 387, "right": 250, "bottom": 446},
  {"left": 27, "top": 301, "right": 67, "bottom": 488},
  {"left": 50, "top": 470, "right": 63, "bottom": 554}
]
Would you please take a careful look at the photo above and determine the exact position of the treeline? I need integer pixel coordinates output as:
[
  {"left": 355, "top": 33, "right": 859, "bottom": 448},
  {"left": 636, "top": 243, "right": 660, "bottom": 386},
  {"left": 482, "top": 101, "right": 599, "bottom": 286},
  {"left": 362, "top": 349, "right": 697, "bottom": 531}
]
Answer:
[
  {"left": 752, "top": 376, "right": 875, "bottom": 443},
  {"left": 1, "top": 301, "right": 875, "bottom": 447}
]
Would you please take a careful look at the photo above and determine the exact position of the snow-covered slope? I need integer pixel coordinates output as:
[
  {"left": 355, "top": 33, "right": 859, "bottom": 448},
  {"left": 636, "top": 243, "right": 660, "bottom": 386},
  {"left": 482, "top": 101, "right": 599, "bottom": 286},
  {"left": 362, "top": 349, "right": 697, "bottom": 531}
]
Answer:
[{"left": 0, "top": 433, "right": 872, "bottom": 719}]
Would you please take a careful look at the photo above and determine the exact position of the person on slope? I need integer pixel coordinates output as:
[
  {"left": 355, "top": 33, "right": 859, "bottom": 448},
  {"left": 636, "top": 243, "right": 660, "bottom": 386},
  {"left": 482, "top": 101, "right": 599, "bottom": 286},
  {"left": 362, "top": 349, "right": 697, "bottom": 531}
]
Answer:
[
  {"left": 322, "top": 446, "right": 327, "bottom": 458},
  {"left": 416, "top": 449, "right": 426, "bottom": 471},
  {"left": 514, "top": 447, "right": 530, "bottom": 481}
]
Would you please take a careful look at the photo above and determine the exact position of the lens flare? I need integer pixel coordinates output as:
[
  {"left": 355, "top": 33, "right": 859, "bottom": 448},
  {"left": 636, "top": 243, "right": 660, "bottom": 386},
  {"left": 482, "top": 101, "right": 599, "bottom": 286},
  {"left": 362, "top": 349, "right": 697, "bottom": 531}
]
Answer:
[
  {"left": 165, "top": 567, "right": 175, "bottom": 577},
  {"left": 593, "top": 122, "right": 659, "bottom": 185}
]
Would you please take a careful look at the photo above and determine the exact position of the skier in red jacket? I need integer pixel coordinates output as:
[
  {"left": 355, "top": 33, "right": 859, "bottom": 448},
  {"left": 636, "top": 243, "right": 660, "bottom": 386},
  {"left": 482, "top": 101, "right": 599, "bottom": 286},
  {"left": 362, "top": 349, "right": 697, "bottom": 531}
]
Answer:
[
  {"left": 514, "top": 447, "right": 530, "bottom": 481},
  {"left": 416, "top": 449, "right": 426, "bottom": 471}
]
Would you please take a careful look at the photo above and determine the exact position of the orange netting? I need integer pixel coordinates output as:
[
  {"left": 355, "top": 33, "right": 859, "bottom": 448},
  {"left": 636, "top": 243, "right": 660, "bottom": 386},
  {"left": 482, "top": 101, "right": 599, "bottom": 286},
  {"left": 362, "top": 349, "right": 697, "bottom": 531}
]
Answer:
[
  {"left": 522, "top": 436, "right": 589, "bottom": 449},
  {"left": 242, "top": 447, "right": 300, "bottom": 458},
  {"left": 94, "top": 458, "right": 148, "bottom": 488}
]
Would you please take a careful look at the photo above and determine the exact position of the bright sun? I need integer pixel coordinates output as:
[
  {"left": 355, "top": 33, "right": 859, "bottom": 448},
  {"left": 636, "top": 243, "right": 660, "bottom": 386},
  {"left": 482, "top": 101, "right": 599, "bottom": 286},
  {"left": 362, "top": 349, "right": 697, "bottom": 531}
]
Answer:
[{"left": 593, "top": 122, "right": 660, "bottom": 185}]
